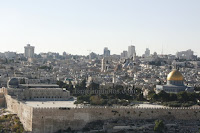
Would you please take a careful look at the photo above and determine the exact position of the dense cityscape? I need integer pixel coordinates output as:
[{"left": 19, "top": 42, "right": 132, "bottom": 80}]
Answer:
[
  {"left": 0, "top": 44, "right": 200, "bottom": 132},
  {"left": 1, "top": 0, "right": 200, "bottom": 132}
]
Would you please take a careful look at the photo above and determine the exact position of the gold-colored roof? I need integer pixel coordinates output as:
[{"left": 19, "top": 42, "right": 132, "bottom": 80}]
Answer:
[{"left": 167, "top": 69, "right": 184, "bottom": 81}]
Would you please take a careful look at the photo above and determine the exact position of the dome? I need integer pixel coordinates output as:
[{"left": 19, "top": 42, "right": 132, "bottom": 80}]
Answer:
[
  {"left": 8, "top": 78, "right": 19, "bottom": 85},
  {"left": 7, "top": 78, "right": 19, "bottom": 88},
  {"left": 167, "top": 69, "right": 184, "bottom": 81}
]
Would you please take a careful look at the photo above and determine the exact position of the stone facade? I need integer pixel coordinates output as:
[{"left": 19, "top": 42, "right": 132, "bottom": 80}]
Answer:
[
  {"left": 4, "top": 88, "right": 70, "bottom": 101},
  {"left": 23, "top": 88, "right": 70, "bottom": 101},
  {"left": 32, "top": 106, "right": 200, "bottom": 133},
  {"left": 3, "top": 94, "right": 200, "bottom": 133},
  {"left": 0, "top": 93, "right": 5, "bottom": 107},
  {"left": 5, "top": 95, "right": 33, "bottom": 131}
]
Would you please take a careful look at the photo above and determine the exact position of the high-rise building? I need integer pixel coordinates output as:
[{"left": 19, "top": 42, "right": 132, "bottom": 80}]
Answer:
[
  {"left": 63, "top": 52, "right": 67, "bottom": 57},
  {"left": 128, "top": 45, "right": 135, "bottom": 58},
  {"left": 144, "top": 48, "right": 150, "bottom": 57},
  {"left": 24, "top": 44, "right": 35, "bottom": 58},
  {"left": 120, "top": 51, "right": 128, "bottom": 59},
  {"left": 103, "top": 47, "right": 110, "bottom": 57}
]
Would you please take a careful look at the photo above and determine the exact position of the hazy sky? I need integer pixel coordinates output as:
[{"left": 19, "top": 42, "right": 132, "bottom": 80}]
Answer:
[{"left": 0, "top": 0, "right": 200, "bottom": 56}]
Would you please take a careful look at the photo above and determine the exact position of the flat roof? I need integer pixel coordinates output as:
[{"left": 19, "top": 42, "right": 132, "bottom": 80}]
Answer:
[
  {"left": 136, "top": 104, "right": 166, "bottom": 108},
  {"left": 29, "top": 88, "right": 64, "bottom": 90},
  {"left": 20, "top": 84, "right": 59, "bottom": 87},
  {"left": 25, "top": 100, "right": 77, "bottom": 108},
  {"left": 24, "top": 102, "right": 166, "bottom": 108}
]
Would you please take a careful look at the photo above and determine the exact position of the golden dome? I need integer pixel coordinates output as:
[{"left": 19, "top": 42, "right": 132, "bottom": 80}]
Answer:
[{"left": 167, "top": 69, "right": 184, "bottom": 81}]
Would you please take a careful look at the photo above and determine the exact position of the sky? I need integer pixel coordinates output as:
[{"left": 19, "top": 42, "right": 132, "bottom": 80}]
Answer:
[{"left": 0, "top": 0, "right": 200, "bottom": 56}]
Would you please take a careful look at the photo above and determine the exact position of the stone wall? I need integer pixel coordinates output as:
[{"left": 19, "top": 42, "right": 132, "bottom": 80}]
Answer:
[
  {"left": 2, "top": 86, "right": 200, "bottom": 133},
  {"left": 5, "top": 95, "right": 33, "bottom": 131},
  {"left": 0, "top": 93, "right": 5, "bottom": 107},
  {"left": 32, "top": 106, "right": 200, "bottom": 133},
  {"left": 24, "top": 88, "right": 70, "bottom": 101}
]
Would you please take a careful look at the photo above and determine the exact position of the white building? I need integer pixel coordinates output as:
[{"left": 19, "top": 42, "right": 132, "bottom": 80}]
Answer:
[
  {"left": 24, "top": 44, "right": 35, "bottom": 58},
  {"left": 101, "top": 57, "right": 112, "bottom": 72},
  {"left": 128, "top": 45, "right": 135, "bottom": 58},
  {"left": 4, "top": 52, "right": 16, "bottom": 59},
  {"left": 120, "top": 51, "right": 128, "bottom": 59},
  {"left": 176, "top": 49, "right": 194, "bottom": 60},
  {"left": 144, "top": 48, "right": 150, "bottom": 57}
]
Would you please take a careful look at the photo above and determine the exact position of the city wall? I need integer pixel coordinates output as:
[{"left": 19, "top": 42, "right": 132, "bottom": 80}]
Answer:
[
  {"left": 0, "top": 93, "right": 5, "bottom": 107},
  {"left": 32, "top": 106, "right": 200, "bottom": 133},
  {"left": 3, "top": 93, "right": 200, "bottom": 133},
  {"left": 5, "top": 95, "right": 33, "bottom": 131}
]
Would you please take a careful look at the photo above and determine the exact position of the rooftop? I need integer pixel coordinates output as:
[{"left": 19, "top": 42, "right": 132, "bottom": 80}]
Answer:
[
  {"left": 24, "top": 100, "right": 76, "bottom": 108},
  {"left": 20, "top": 84, "right": 59, "bottom": 88},
  {"left": 136, "top": 103, "right": 166, "bottom": 108}
]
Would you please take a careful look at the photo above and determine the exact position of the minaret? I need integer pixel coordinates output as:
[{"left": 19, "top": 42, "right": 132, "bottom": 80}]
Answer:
[
  {"left": 112, "top": 73, "right": 116, "bottom": 84},
  {"left": 101, "top": 58, "right": 106, "bottom": 72},
  {"left": 133, "top": 52, "right": 136, "bottom": 61}
]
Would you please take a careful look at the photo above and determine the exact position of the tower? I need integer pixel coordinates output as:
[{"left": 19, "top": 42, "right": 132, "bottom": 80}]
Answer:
[
  {"left": 144, "top": 48, "right": 150, "bottom": 57},
  {"left": 24, "top": 44, "right": 35, "bottom": 58},
  {"left": 128, "top": 45, "right": 135, "bottom": 58},
  {"left": 103, "top": 47, "right": 110, "bottom": 57},
  {"left": 112, "top": 73, "right": 116, "bottom": 84},
  {"left": 101, "top": 57, "right": 111, "bottom": 72},
  {"left": 101, "top": 58, "right": 106, "bottom": 72}
]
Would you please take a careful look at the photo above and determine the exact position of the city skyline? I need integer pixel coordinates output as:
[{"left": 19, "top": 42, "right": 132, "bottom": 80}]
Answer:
[
  {"left": 0, "top": 44, "right": 198, "bottom": 58},
  {"left": 0, "top": 0, "right": 200, "bottom": 56}
]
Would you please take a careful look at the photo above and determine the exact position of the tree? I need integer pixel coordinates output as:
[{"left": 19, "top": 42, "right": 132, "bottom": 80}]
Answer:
[
  {"left": 177, "top": 91, "right": 189, "bottom": 102},
  {"left": 114, "top": 85, "right": 124, "bottom": 90},
  {"left": 88, "top": 82, "right": 99, "bottom": 90},
  {"left": 57, "top": 81, "right": 66, "bottom": 88},
  {"left": 147, "top": 90, "right": 159, "bottom": 102},
  {"left": 80, "top": 79, "right": 87, "bottom": 89},
  {"left": 169, "top": 93, "right": 177, "bottom": 101},
  {"left": 77, "top": 95, "right": 90, "bottom": 103},
  {"left": 157, "top": 90, "right": 170, "bottom": 102},
  {"left": 90, "top": 95, "right": 105, "bottom": 105},
  {"left": 154, "top": 120, "right": 165, "bottom": 133},
  {"left": 188, "top": 93, "right": 197, "bottom": 102},
  {"left": 137, "top": 93, "right": 145, "bottom": 101},
  {"left": 67, "top": 81, "right": 74, "bottom": 92}
]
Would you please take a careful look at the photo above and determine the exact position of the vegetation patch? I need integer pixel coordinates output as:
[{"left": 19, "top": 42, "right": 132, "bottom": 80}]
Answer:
[{"left": 0, "top": 114, "right": 24, "bottom": 133}]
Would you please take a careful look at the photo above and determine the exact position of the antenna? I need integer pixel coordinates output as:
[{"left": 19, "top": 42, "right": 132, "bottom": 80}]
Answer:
[{"left": 87, "top": 50, "right": 91, "bottom": 54}]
